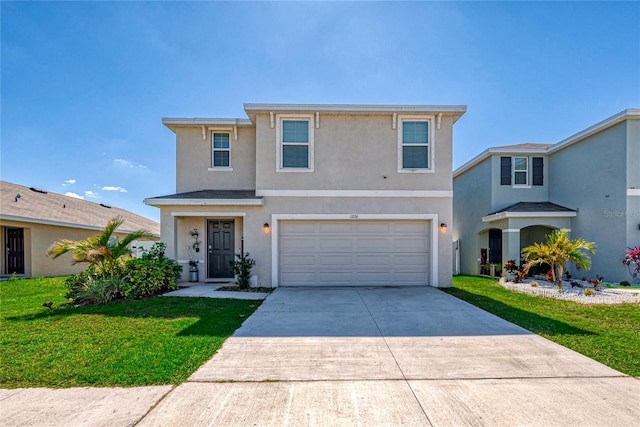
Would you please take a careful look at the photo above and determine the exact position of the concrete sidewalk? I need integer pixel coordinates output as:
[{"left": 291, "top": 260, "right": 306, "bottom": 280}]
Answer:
[{"left": 3, "top": 287, "right": 639, "bottom": 426}]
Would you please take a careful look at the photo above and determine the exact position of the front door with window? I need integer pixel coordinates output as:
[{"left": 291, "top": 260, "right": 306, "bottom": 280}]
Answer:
[
  {"left": 5, "top": 228, "right": 25, "bottom": 275},
  {"left": 207, "top": 220, "right": 235, "bottom": 279}
]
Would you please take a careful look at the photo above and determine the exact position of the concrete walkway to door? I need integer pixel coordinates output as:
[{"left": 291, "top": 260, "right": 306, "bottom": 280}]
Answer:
[{"left": 140, "top": 286, "right": 640, "bottom": 426}]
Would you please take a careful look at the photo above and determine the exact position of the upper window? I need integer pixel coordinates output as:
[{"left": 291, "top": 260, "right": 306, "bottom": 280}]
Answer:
[
  {"left": 500, "top": 156, "right": 543, "bottom": 186},
  {"left": 212, "top": 132, "right": 231, "bottom": 168},
  {"left": 513, "top": 157, "right": 528, "bottom": 185},
  {"left": 277, "top": 114, "right": 314, "bottom": 172},
  {"left": 398, "top": 116, "right": 433, "bottom": 173}
]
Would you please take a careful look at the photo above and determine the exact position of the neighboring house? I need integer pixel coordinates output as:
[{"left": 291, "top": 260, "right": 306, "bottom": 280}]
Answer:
[
  {"left": 145, "top": 103, "right": 467, "bottom": 287},
  {"left": 0, "top": 181, "right": 160, "bottom": 278},
  {"left": 453, "top": 109, "right": 640, "bottom": 282}
]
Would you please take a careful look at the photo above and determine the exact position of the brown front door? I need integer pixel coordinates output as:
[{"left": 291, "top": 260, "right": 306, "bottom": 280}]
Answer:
[
  {"left": 5, "top": 228, "right": 25, "bottom": 275},
  {"left": 207, "top": 220, "right": 235, "bottom": 279}
]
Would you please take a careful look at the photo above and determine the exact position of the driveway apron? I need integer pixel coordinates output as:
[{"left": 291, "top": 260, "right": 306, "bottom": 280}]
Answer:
[{"left": 140, "top": 287, "right": 639, "bottom": 426}]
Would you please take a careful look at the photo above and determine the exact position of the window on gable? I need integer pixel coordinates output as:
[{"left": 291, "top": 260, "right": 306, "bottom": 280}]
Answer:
[
  {"left": 212, "top": 132, "right": 230, "bottom": 168},
  {"left": 399, "top": 119, "right": 431, "bottom": 172},
  {"left": 513, "top": 157, "right": 528, "bottom": 185},
  {"left": 277, "top": 116, "right": 314, "bottom": 171}
]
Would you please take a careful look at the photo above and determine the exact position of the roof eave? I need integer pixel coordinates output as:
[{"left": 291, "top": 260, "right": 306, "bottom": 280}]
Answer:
[
  {"left": 481, "top": 211, "right": 578, "bottom": 223},
  {"left": 0, "top": 214, "right": 160, "bottom": 237},
  {"left": 162, "top": 118, "right": 254, "bottom": 132},
  {"left": 144, "top": 198, "right": 263, "bottom": 207},
  {"left": 548, "top": 109, "right": 640, "bottom": 154},
  {"left": 454, "top": 147, "right": 549, "bottom": 179}
]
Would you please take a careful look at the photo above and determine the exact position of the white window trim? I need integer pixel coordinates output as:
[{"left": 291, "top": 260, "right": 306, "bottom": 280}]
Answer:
[
  {"left": 276, "top": 114, "right": 315, "bottom": 172},
  {"left": 211, "top": 131, "right": 232, "bottom": 170},
  {"left": 512, "top": 156, "right": 529, "bottom": 187},
  {"left": 397, "top": 115, "right": 435, "bottom": 174}
]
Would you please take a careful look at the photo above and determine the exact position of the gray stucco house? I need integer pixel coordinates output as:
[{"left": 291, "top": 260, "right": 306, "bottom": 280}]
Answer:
[
  {"left": 145, "top": 103, "right": 466, "bottom": 287},
  {"left": 453, "top": 109, "right": 640, "bottom": 282}
]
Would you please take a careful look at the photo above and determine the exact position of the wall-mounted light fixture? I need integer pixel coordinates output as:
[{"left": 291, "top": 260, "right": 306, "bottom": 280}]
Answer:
[
  {"left": 440, "top": 223, "right": 447, "bottom": 232},
  {"left": 190, "top": 228, "right": 200, "bottom": 252},
  {"left": 263, "top": 223, "right": 271, "bottom": 233}
]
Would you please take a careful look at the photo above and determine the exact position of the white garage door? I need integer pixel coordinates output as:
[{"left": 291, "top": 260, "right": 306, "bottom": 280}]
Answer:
[{"left": 279, "top": 220, "right": 430, "bottom": 286}]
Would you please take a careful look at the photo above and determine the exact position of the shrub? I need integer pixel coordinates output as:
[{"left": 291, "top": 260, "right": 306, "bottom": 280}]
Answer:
[
  {"left": 230, "top": 252, "right": 256, "bottom": 290},
  {"left": 122, "top": 243, "right": 182, "bottom": 299},
  {"left": 620, "top": 280, "right": 631, "bottom": 287},
  {"left": 66, "top": 270, "right": 122, "bottom": 305},
  {"left": 622, "top": 246, "right": 640, "bottom": 280},
  {"left": 530, "top": 281, "right": 539, "bottom": 287},
  {"left": 584, "top": 288, "right": 595, "bottom": 296}
]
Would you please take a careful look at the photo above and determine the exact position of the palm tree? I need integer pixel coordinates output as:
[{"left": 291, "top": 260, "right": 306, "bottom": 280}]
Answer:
[
  {"left": 46, "top": 216, "right": 155, "bottom": 278},
  {"left": 522, "top": 229, "right": 596, "bottom": 288}
]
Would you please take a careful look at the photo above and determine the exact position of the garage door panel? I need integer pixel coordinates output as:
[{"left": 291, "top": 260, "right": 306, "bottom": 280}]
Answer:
[
  {"left": 279, "top": 220, "right": 431, "bottom": 286},
  {"left": 356, "top": 223, "right": 390, "bottom": 233},
  {"left": 281, "top": 222, "right": 316, "bottom": 233},
  {"left": 318, "top": 223, "right": 353, "bottom": 233},
  {"left": 318, "top": 255, "right": 354, "bottom": 266},
  {"left": 281, "top": 254, "right": 316, "bottom": 267},
  {"left": 356, "top": 238, "right": 390, "bottom": 250},
  {"left": 281, "top": 238, "right": 316, "bottom": 250}
]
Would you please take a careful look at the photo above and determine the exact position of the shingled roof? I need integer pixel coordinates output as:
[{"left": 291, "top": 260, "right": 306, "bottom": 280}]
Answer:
[
  {"left": 0, "top": 181, "right": 159, "bottom": 236},
  {"left": 488, "top": 202, "right": 576, "bottom": 216}
]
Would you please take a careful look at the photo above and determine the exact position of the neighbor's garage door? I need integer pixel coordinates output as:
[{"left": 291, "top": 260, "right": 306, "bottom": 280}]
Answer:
[{"left": 279, "top": 220, "right": 430, "bottom": 286}]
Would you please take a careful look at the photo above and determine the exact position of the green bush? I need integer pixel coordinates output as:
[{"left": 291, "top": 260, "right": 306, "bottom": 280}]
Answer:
[
  {"left": 121, "top": 243, "right": 182, "bottom": 299},
  {"left": 66, "top": 270, "right": 122, "bottom": 305},
  {"left": 230, "top": 252, "right": 256, "bottom": 289},
  {"left": 65, "top": 243, "right": 182, "bottom": 305},
  {"left": 620, "top": 280, "right": 631, "bottom": 287}
]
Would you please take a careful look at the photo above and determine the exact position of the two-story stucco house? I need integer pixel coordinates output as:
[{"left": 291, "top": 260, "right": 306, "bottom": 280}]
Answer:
[
  {"left": 145, "top": 103, "right": 467, "bottom": 287},
  {"left": 453, "top": 109, "right": 640, "bottom": 282}
]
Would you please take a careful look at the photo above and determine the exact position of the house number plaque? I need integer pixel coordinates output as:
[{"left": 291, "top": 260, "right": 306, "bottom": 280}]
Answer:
[{"left": 349, "top": 214, "right": 359, "bottom": 219}]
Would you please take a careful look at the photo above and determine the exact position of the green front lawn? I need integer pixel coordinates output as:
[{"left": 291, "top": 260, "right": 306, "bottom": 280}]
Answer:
[
  {"left": 0, "top": 276, "right": 259, "bottom": 388},
  {"left": 445, "top": 276, "right": 640, "bottom": 377}
]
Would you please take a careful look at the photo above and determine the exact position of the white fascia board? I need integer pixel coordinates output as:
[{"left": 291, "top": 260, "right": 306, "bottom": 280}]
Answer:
[
  {"left": 0, "top": 214, "right": 160, "bottom": 237},
  {"left": 482, "top": 211, "right": 577, "bottom": 222},
  {"left": 453, "top": 146, "right": 548, "bottom": 179},
  {"left": 256, "top": 190, "right": 452, "bottom": 198},
  {"left": 162, "top": 118, "right": 253, "bottom": 132},
  {"left": 244, "top": 103, "right": 467, "bottom": 115},
  {"left": 170, "top": 212, "right": 247, "bottom": 217},
  {"left": 144, "top": 198, "right": 263, "bottom": 206},
  {"left": 548, "top": 109, "right": 640, "bottom": 154},
  {"left": 627, "top": 189, "right": 640, "bottom": 196}
]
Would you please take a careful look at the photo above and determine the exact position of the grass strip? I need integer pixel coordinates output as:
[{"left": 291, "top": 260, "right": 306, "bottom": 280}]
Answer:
[{"left": 1, "top": 277, "right": 259, "bottom": 388}]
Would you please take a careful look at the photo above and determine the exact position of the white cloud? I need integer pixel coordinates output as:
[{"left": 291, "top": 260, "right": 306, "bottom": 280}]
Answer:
[
  {"left": 114, "top": 158, "right": 147, "bottom": 169},
  {"left": 62, "top": 179, "right": 76, "bottom": 187},
  {"left": 65, "top": 192, "right": 84, "bottom": 199},
  {"left": 84, "top": 190, "right": 99, "bottom": 198},
  {"left": 102, "top": 186, "right": 128, "bottom": 193}
]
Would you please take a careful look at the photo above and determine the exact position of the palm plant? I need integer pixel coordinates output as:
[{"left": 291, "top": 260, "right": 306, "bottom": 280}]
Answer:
[
  {"left": 46, "top": 216, "right": 155, "bottom": 279},
  {"left": 522, "top": 230, "right": 596, "bottom": 289}
]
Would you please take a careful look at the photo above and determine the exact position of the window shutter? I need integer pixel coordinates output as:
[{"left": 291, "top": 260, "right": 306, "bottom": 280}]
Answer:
[
  {"left": 532, "top": 157, "right": 543, "bottom": 186},
  {"left": 500, "top": 157, "right": 511, "bottom": 185}
]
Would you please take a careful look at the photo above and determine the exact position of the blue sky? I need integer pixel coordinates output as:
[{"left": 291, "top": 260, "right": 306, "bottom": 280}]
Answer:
[{"left": 2, "top": 1, "right": 639, "bottom": 222}]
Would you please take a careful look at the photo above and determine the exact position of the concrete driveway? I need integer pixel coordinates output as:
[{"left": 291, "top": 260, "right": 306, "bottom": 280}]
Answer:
[{"left": 139, "top": 286, "right": 639, "bottom": 426}]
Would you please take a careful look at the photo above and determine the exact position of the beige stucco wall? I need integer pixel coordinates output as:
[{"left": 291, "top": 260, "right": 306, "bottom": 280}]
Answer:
[
  {"left": 160, "top": 194, "right": 453, "bottom": 287},
  {"left": 176, "top": 126, "right": 256, "bottom": 193},
  {"left": 254, "top": 113, "right": 454, "bottom": 191},
  {"left": 0, "top": 219, "right": 156, "bottom": 278}
]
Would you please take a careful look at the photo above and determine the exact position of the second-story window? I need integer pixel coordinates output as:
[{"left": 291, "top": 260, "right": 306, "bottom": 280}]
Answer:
[
  {"left": 282, "top": 120, "right": 309, "bottom": 168},
  {"left": 277, "top": 114, "right": 314, "bottom": 172},
  {"left": 212, "top": 132, "right": 230, "bottom": 168},
  {"left": 398, "top": 116, "right": 433, "bottom": 173},
  {"left": 513, "top": 157, "right": 528, "bottom": 185}
]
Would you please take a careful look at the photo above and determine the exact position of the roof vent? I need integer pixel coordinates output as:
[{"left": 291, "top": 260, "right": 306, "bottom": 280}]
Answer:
[
  {"left": 30, "top": 187, "right": 48, "bottom": 194},
  {"left": 100, "top": 203, "right": 112, "bottom": 209}
]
